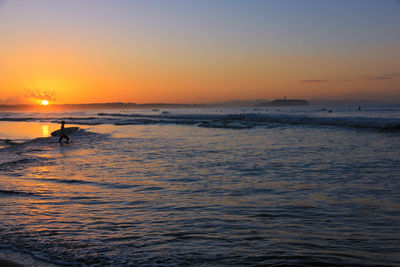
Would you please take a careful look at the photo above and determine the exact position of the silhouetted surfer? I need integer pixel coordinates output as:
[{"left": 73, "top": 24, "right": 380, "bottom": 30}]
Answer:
[{"left": 59, "top": 121, "right": 70, "bottom": 144}]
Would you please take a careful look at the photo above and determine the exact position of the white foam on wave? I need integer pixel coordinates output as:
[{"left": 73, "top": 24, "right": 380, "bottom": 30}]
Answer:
[
  {"left": 96, "top": 112, "right": 400, "bottom": 130},
  {"left": 1, "top": 109, "right": 400, "bottom": 131}
]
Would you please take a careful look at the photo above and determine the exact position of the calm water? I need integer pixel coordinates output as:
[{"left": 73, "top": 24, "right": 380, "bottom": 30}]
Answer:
[{"left": 1, "top": 106, "right": 400, "bottom": 266}]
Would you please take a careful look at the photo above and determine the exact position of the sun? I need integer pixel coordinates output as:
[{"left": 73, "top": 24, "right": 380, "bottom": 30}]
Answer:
[{"left": 41, "top": 99, "right": 49, "bottom": 106}]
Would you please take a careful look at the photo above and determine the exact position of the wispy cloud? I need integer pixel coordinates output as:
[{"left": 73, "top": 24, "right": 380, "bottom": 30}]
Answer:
[
  {"left": 362, "top": 72, "right": 400, "bottom": 80},
  {"left": 26, "top": 89, "right": 56, "bottom": 101},
  {"left": 385, "top": 72, "right": 400, "bottom": 78},
  {"left": 362, "top": 75, "right": 391, "bottom": 80},
  {"left": 0, "top": 95, "right": 23, "bottom": 105},
  {"left": 300, "top": 80, "right": 328, "bottom": 83}
]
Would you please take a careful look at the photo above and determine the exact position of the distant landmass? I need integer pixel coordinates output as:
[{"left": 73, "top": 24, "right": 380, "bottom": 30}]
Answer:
[
  {"left": 0, "top": 102, "right": 197, "bottom": 111},
  {"left": 207, "top": 99, "right": 268, "bottom": 107},
  {"left": 308, "top": 99, "right": 391, "bottom": 106},
  {"left": 4, "top": 98, "right": 397, "bottom": 111},
  {"left": 0, "top": 100, "right": 269, "bottom": 110},
  {"left": 256, "top": 98, "right": 309, "bottom": 107}
]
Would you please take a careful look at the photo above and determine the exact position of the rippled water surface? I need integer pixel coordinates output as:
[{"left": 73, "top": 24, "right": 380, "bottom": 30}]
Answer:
[{"left": 1, "top": 107, "right": 400, "bottom": 266}]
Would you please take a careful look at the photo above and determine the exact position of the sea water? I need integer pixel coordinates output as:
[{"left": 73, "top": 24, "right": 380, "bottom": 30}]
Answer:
[{"left": 0, "top": 105, "right": 399, "bottom": 266}]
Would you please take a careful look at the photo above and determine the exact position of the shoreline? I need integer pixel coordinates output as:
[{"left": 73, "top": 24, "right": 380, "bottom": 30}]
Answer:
[{"left": 0, "top": 249, "right": 60, "bottom": 267}]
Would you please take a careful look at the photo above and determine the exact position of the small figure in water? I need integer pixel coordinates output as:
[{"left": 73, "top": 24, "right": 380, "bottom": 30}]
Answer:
[{"left": 59, "top": 121, "right": 70, "bottom": 144}]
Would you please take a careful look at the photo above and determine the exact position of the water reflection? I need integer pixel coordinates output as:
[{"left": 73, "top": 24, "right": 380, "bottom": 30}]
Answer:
[
  {"left": 42, "top": 125, "right": 49, "bottom": 137},
  {"left": 0, "top": 122, "right": 60, "bottom": 140},
  {"left": 0, "top": 122, "right": 83, "bottom": 140},
  {"left": 1, "top": 124, "right": 399, "bottom": 266}
]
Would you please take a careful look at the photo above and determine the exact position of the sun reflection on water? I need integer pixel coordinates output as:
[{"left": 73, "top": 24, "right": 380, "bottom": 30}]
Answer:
[{"left": 42, "top": 125, "right": 49, "bottom": 137}]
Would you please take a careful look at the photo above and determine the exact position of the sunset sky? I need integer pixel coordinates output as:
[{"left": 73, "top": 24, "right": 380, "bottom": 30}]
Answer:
[{"left": 1, "top": 0, "right": 399, "bottom": 105}]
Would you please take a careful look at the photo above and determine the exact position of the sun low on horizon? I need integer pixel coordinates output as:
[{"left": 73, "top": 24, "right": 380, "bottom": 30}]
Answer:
[
  {"left": 0, "top": 0, "right": 400, "bottom": 105},
  {"left": 1, "top": 1, "right": 400, "bottom": 266}
]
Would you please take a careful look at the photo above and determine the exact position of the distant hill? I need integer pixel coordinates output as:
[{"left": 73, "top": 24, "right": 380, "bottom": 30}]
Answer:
[
  {"left": 0, "top": 100, "right": 269, "bottom": 110},
  {"left": 211, "top": 99, "right": 268, "bottom": 107},
  {"left": 0, "top": 99, "right": 314, "bottom": 110},
  {"left": 0, "top": 102, "right": 197, "bottom": 111},
  {"left": 308, "top": 99, "right": 393, "bottom": 106},
  {"left": 256, "top": 99, "right": 309, "bottom": 107}
]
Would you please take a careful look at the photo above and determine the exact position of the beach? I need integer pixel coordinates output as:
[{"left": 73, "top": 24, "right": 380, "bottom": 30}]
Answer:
[{"left": 1, "top": 106, "right": 400, "bottom": 266}]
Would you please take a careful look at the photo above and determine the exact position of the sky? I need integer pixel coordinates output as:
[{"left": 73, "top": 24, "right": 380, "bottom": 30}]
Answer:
[{"left": 0, "top": 0, "right": 400, "bottom": 104}]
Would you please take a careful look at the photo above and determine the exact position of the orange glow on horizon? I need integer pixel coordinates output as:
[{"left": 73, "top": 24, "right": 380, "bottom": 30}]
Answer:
[
  {"left": 41, "top": 100, "right": 49, "bottom": 106},
  {"left": 0, "top": 37, "right": 399, "bottom": 104},
  {"left": 0, "top": 1, "right": 399, "bottom": 105}
]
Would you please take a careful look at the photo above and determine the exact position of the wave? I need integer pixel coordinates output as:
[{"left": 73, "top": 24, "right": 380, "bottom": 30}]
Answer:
[
  {"left": 0, "top": 246, "right": 81, "bottom": 267},
  {"left": 0, "top": 189, "right": 41, "bottom": 197},
  {"left": 98, "top": 112, "right": 400, "bottom": 131},
  {"left": 0, "top": 129, "right": 107, "bottom": 175},
  {"left": 0, "top": 157, "right": 35, "bottom": 167},
  {"left": 1, "top": 112, "right": 400, "bottom": 131},
  {"left": 34, "top": 177, "right": 137, "bottom": 189},
  {"left": 0, "top": 117, "right": 37, "bottom": 122}
]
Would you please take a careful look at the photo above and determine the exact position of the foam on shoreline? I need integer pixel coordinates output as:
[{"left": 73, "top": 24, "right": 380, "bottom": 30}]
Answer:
[{"left": 0, "top": 248, "right": 61, "bottom": 267}]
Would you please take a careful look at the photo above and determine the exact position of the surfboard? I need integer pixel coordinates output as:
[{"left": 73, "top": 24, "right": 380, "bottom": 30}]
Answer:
[{"left": 51, "top": 127, "right": 80, "bottom": 137}]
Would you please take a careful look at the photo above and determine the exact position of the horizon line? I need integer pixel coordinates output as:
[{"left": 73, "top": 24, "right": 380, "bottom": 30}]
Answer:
[{"left": 1, "top": 98, "right": 399, "bottom": 109}]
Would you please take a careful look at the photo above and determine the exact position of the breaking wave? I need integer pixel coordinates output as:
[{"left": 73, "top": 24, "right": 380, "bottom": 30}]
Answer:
[
  {"left": 97, "top": 112, "right": 400, "bottom": 131},
  {"left": 1, "top": 112, "right": 400, "bottom": 131}
]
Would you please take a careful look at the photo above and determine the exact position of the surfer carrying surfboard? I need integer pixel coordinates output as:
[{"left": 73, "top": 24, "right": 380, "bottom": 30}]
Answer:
[{"left": 59, "top": 121, "right": 70, "bottom": 144}]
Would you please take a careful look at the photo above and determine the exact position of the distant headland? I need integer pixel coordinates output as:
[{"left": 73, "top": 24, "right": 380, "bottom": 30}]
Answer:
[
  {"left": 3, "top": 98, "right": 397, "bottom": 111},
  {"left": 256, "top": 97, "right": 309, "bottom": 107},
  {"left": 0, "top": 100, "right": 274, "bottom": 110},
  {"left": 0, "top": 103, "right": 197, "bottom": 111}
]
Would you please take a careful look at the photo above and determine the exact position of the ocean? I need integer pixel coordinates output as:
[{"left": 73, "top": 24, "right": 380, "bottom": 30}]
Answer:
[{"left": 0, "top": 105, "right": 399, "bottom": 266}]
